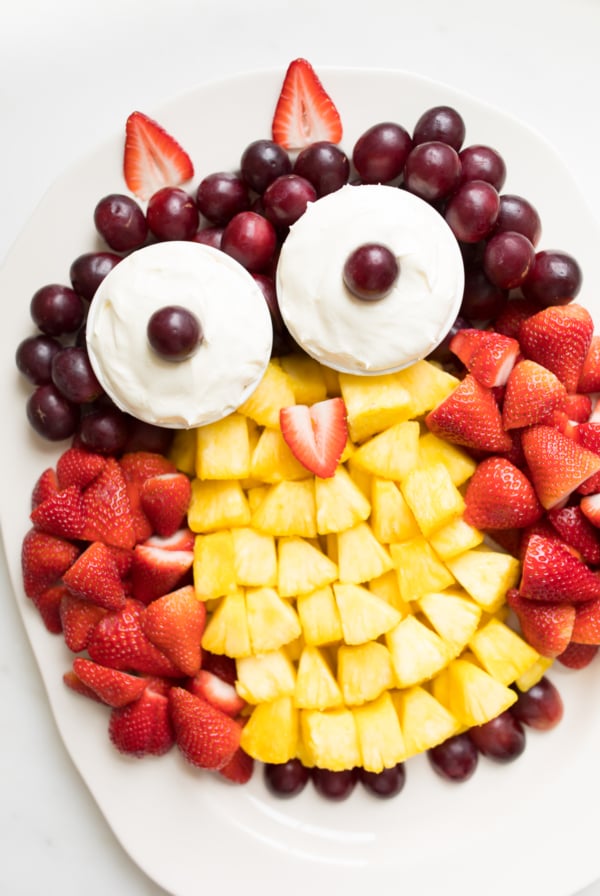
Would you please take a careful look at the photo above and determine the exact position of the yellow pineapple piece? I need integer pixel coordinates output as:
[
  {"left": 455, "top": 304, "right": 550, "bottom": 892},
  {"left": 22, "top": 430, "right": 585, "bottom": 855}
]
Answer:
[
  {"left": 193, "top": 530, "right": 236, "bottom": 598},
  {"left": 351, "top": 420, "right": 420, "bottom": 480},
  {"left": 400, "top": 462, "right": 465, "bottom": 537},
  {"left": 386, "top": 615, "right": 451, "bottom": 687},
  {"left": 300, "top": 707, "right": 361, "bottom": 770},
  {"left": 278, "top": 536, "right": 338, "bottom": 597},
  {"left": 296, "top": 585, "right": 343, "bottom": 645},
  {"left": 237, "top": 360, "right": 296, "bottom": 428},
  {"left": 284, "top": 634, "right": 305, "bottom": 662},
  {"left": 337, "top": 641, "right": 395, "bottom": 705},
  {"left": 445, "top": 546, "right": 520, "bottom": 613},
  {"left": 391, "top": 686, "right": 459, "bottom": 757},
  {"left": 469, "top": 617, "right": 540, "bottom": 686},
  {"left": 246, "top": 586, "right": 302, "bottom": 652},
  {"left": 353, "top": 692, "right": 407, "bottom": 771},
  {"left": 201, "top": 590, "right": 251, "bottom": 657},
  {"left": 250, "top": 427, "right": 310, "bottom": 483},
  {"left": 418, "top": 589, "right": 482, "bottom": 656},
  {"left": 168, "top": 428, "right": 197, "bottom": 475},
  {"left": 280, "top": 353, "right": 328, "bottom": 405},
  {"left": 188, "top": 479, "right": 251, "bottom": 532},
  {"left": 314, "top": 465, "right": 371, "bottom": 534},
  {"left": 337, "top": 522, "right": 393, "bottom": 583},
  {"left": 390, "top": 536, "right": 455, "bottom": 601},
  {"left": 241, "top": 696, "right": 299, "bottom": 763},
  {"left": 295, "top": 646, "right": 343, "bottom": 710},
  {"left": 235, "top": 649, "right": 296, "bottom": 703},
  {"left": 515, "top": 656, "right": 554, "bottom": 692},
  {"left": 368, "top": 570, "right": 412, "bottom": 615},
  {"left": 231, "top": 527, "right": 277, "bottom": 587},
  {"left": 338, "top": 371, "right": 413, "bottom": 443},
  {"left": 321, "top": 364, "right": 341, "bottom": 397},
  {"left": 246, "top": 485, "right": 269, "bottom": 514},
  {"left": 433, "top": 658, "right": 517, "bottom": 727},
  {"left": 345, "top": 456, "right": 372, "bottom": 499},
  {"left": 195, "top": 413, "right": 251, "bottom": 480},
  {"left": 251, "top": 479, "right": 317, "bottom": 537},
  {"left": 418, "top": 431, "right": 477, "bottom": 486},
  {"left": 395, "top": 359, "right": 460, "bottom": 417},
  {"left": 333, "top": 583, "right": 401, "bottom": 644},
  {"left": 429, "top": 518, "right": 484, "bottom": 560},
  {"left": 370, "top": 478, "right": 420, "bottom": 544}
]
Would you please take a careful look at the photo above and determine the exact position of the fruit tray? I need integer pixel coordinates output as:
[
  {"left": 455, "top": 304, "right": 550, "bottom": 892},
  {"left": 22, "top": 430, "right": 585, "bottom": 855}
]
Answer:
[{"left": 3, "top": 66, "right": 600, "bottom": 896}]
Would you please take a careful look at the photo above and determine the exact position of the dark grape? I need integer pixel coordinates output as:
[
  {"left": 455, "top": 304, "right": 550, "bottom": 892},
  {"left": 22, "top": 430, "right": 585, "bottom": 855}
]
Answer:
[
  {"left": 413, "top": 105, "right": 466, "bottom": 151},
  {"left": 16, "top": 335, "right": 62, "bottom": 385},
  {"left": 94, "top": 193, "right": 148, "bottom": 251},
  {"left": 445, "top": 180, "right": 500, "bottom": 243},
  {"left": 360, "top": 763, "right": 406, "bottom": 798},
  {"left": 459, "top": 145, "right": 506, "bottom": 191},
  {"left": 511, "top": 677, "right": 564, "bottom": 731},
  {"left": 78, "top": 405, "right": 130, "bottom": 454},
  {"left": 147, "top": 305, "right": 202, "bottom": 361},
  {"left": 122, "top": 418, "right": 174, "bottom": 455},
  {"left": 240, "top": 139, "right": 292, "bottom": 193},
  {"left": 343, "top": 243, "right": 399, "bottom": 301},
  {"left": 51, "top": 347, "right": 103, "bottom": 404},
  {"left": 312, "top": 767, "right": 357, "bottom": 801},
  {"left": 293, "top": 141, "right": 350, "bottom": 196},
  {"left": 30, "top": 284, "right": 85, "bottom": 336},
  {"left": 469, "top": 711, "right": 526, "bottom": 762},
  {"left": 495, "top": 194, "right": 542, "bottom": 246},
  {"left": 428, "top": 733, "right": 478, "bottom": 782},
  {"left": 252, "top": 273, "right": 294, "bottom": 355},
  {"left": 195, "top": 172, "right": 250, "bottom": 225},
  {"left": 483, "top": 231, "right": 536, "bottom": 290},
  {"left": 521, "top": 250, "right": 582, "bottom": 306},
  {"left": 26, "top": 384, "right": 79, "bottom": 441},
  {"left": 221, "top": 211, "right": 277, "bottom": 272},
  {"left": 262, "top": 174, "right": 317, "bottom": 228},
  {"left": 460, "top": 266, "right": 509, "bottom": 321},
  {"left": 264, "top": 759, "right": 310, "bottom": 797},
  {"left": 352, "top": 122, "right": 413, "bottom": 184},
  {"left": 192, "top": 226, "right": 224, "bottom": 249},
  {"left": 70, "top": 252, "right": 121, "bottom": 301},
  {"left": 147, "top": 187, "right": 199, "bottom": 241},
  {"left": 403, "top": 141, "right": 461, "bottom": 202}
]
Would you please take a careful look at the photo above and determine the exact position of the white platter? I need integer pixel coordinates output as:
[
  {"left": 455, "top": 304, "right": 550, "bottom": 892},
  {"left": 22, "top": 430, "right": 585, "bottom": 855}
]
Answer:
[{"left": 1, "top": 66, "right": 600, "bottom": 896}]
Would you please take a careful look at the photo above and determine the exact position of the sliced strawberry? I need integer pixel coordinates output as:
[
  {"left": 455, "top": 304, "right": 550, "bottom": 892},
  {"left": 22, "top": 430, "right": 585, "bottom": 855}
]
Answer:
[
  {"left": 463, "top": 456, "right": 542, "bottom": 530},
  {"left": 60, "top": 593, "right": 107, "bottom": 653},
  {"left": 62, "top": 541, "right": 127, "bottom": 611},
  {"left": 109, "top": 680, "right": 175, "bottom": 756},
  {"left": 507, "top": 589, "right": 575, "bottom": 657},
  {"left": 124, "top": 111, "right": 194, "bottom": 201},
  {"left": 218, "top": 747, "right": 254, "bottom": 784},
  {"left": 271, "top": 58, "right": 342, "bottom": 150},
  {"left": 450, "top": 328, "right": 520, "bottom": 387},
  {"left": 169, "top": 687, "right": 241, "bottom": 770},
  {"left": 574, "top": 422, "right": 600, "bottom": 494},
  {"left": 580, "top": 493, "right": 600, "bottom": 528},
  {"left": 493, "top": 297, "right": 538, "bottom": 339},
  {"left": 201, "top": 650, "right": 237, "bottom": 686},
  {"left": 142, "top": 585, "right": 205, "bottom": 677},
  {"left": 56, "top": 446, "right": 107, "bottom": 490},
  {"left": 501, "top": 360, "right": 566, "bottom": 430},
  {"left": 561, "top": 392, "right": 592, "bottom": 423},
  {"left": 425, "top": 374, "right": 512, "bottom": 453},
  {"left": 144, "top": 527, "right": 196, "bottom": 552},
  {"left": 547, "top": 504, "right": 600, "bottom": 565},
  {"left": 518, "top": 303, "right": 594, "bottom": 393},
  {"left": 119, "top": 451, "right": 177, "bottom": 487},
  {"left": 140, "top": 472, "right": 191, "bottom": 537},
  {"left": 556, "top": 641, "right": 599, "bottom": 670},
  {"left": 71, "top": 657, "right": 147, "bottom": 707},
  {"left": 187, "top": 669, "right": 245, "bottom": 717},
  {"left": 124, "top": 478, "right": 153, "bottom": 544},
  {"left": 519, "top": 533, "right": 600, "bottom": 603},
  {"left": 572, "top": 598, "right": 600, "bottom": 645},
  {"left": 578, "top": 334, "right": 600, "bottom": 393},
  {"left": 30, "top": 484, "right": 86, "bottom": 540},
  {"left": 82, "top": 458, "right": 137, "bottom": 549},
  {"left": 21, "top": 529, "right": 80, "bottom": 598},
  {"left": 63, "top": 669, "right": 102, "bottom": 702},
  {"left": 521, "top": 424, "right": 600, "bottom": 509},
  {"left": 31, "top": 467, "right": 58, "bottom": 509},
  {"left": 30, "top": 582, "right": 67, "bottom": 634},
  {"left": 486, "top": 527, "right": 522, "bottom": 557},
  {"left": 280, "top": 396, "right": 348, "bottom": 479},
  {"left": 130, "top": 544, "right": 194, "bottom": 605}
]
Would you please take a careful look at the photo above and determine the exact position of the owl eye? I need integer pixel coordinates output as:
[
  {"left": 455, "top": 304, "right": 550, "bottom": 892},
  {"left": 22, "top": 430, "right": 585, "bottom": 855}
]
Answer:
[{"left": 147, "top": 305, "right": 203, "bottom": 362}]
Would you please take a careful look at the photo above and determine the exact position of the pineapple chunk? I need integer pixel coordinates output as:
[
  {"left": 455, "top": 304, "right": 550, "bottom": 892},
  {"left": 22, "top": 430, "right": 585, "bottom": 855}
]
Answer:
[
  {"left": 386, "top": 615, "right": 451, "bottom": 687},
  {"left": 338, "top": 371, "right": 413, "bottom": 443},
  {"left": 351, "top": 420, "right": 420, "bottom": 480},
  {"left": 195, "top": 413, "right": 251, "bottom": 480},
  {"left": 231, "top": 527, "right": 277, "bottom": 587},
  {"left": 390, "top": 536, "right": 455, "bottom": 601},
  {"left": 333, "top": 583, "right": 401, "bottom": 645},
  {"left": 246, "top": 485, "right": 269, "bottom": 514},
  {"left": 241, "top": 696, "right": 299, "bottom": 763},
  {"left": 368, "top": 570, "right": 412, "bottom": 615},
  {"left": 445, "top": 546, "right": 520, "bottom": 613},
  {"left": 345, "top": 457, "right": 372, "bottom": 498},
  {"left": 168, "top": 428, "right": 197, "bottom": 475},
  {"left": 251, "top": 479, "right": 317, "bottom": 537},
  {"left": 429, "top": 518, "right": 484, "bottom": 560},
  {"left": 278, "top": 537, "right": 338, "bottom": 597},
  {"left": 237, "top": 360, "right": 296, "bottom": 428},
  {"left": 469, "top": 617, "right": 540, "bottom": 686},
  {"left": 280, "top": 353, "right": 328, "bottom": 405},
  {"left": 188, "top": 479, "right": 251, "bottom": 532},
  {"left": 246, "top": 586, "right": 302, "bottom": 652},
  {"left": 433, "top": 658, "right": 518, "bottom": 727},
  {"left": 201, "top": 590, "right": 251, "bottom": 657},
  {"left": 400, "top": 462, "right": 465, "bottom": 537},
  {"left": 418, "top": 589, "right": 482, "bottom": 656},
  {"left": 301, "top": 707, "right": 361, "bottom": 770},
  {"left": 297, "top": 585, "right": 343, "bottom": 645},
  {"left": 314, "top": 466, "right": 371, "bottom": 534},
  {"left": 353, "top": 692, "right": 407, "bottom": 771},
  {"left": 337, "top": 641, "right": 395, "bottom": 705},
  {"left": 515, "top": 656, "right": 554, "bottom": 692},
  {"left": 370, "top": 478, "right": 420, "bottom": 544},
  {"left": 295, "top": 646, "right": 343, "bottom": 710},
  {"left": 193, "top": 530, "right": 236, "bottom": 598},
  {"left": 418, "top": 432, "right": 477, "bottom": 486},
  {"left": 337, "top": 522, "right": 393, "bottom": 583},
  {"left": 250, "top": 427, "right": 310, "bottom": 483},
  {"left": 236, "top": 649, "right": 296, "bottom": 703},
  {"left": 391, "top": 686, "right": 459, "bottom": 757},
  {"left": 395, "top": 359, "right": 459, "bottom": 417}
]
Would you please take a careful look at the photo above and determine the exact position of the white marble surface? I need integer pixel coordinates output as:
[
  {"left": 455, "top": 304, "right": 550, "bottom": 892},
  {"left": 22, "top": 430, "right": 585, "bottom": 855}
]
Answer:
[{"left": 2, "top": 1, "right": 600, "bottom": 893}]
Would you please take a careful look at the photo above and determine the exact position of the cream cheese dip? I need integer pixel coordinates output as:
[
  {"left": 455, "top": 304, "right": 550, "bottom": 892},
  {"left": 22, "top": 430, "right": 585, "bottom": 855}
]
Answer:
[
  {"left": 86, "top": 241, "right": 273, "bottom": 428},
  {"left": 276, "top": 184, "right": 464, "bottom": 374}
]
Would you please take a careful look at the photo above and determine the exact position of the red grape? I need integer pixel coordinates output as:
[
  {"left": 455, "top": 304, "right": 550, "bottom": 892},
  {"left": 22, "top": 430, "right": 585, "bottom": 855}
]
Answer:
[
  {"left": 147, "top": 187, "right": 199, "bottom": 240},
  {"left": 483, "top": 230, "right": 536, "bottom": 290},
  {"left": 428, "top": 733, "right": 478, "bottom": 782},
  {"left": 26, "top": 384, "right": 79, "bottom": 441},
  {"left": 94, "top": 193, "right": 148, "bottom": 251},
  {"left": 262, "top": 174, "right": 317, "bottom": 228},
  {"left": 51, "top": 347, "right": 103, "bottom": 404},
  {"left": 30, "top": 284, "right": 85, "bottom": 337},
  {"left": 510, "top": 677, "right": 564, "bottom": 731},
  {"left": 195, "top": 172, "right": 250, "bottom": 225},
  {"left": 343, "top": 243, "right": 399, "bottom": 301},
  {"left": 459, "top": 145, "right": 506, "bottom": 190},
  {"left": 495, "top": 194, "right": 542, "bottom": 246},
  {"left": 16, "top": 335, "right": 62, "bottom": 385},
  {"left": 403, "top": 141, "right": 461, "bottom": 202},
  {"left": 312, "top": 767, "right": 358, "bottom": 801},
  {"left": 78, "top": 405, "right": 130, "bottom": 454},
  {"left": 221, "top": 211, "right": 277, "bottom": 272},
  {"left": 293, "top": 141, "right": 350, "bottom": 196},
  {"left": 445, "top": 180, "right": 500, "bottom": 243},
  {"left": 469, "top": 711, "right": 526, "bottom": 762},
  {"left": 413, "top": 105, "right": 466, "bottom": 151},
  {"left": 521, "top": 250, "right": 582, "bottom": 306},
  {"left": 70, "top": 252, "right": 121, "bottom": 301},
  {"left": 359, "top": 763, "right": 406, "bottom": 798},
  {"left": 147, "top": 306, "right": 202, "bottom": 361},
  {"left": 264, "top": 759, "right": 310, "bottom": 797},
  {"left": 352, "top": 122, "right": 413, "bottom": 184},
  {"left": 240, "top": 139, "right": 292, "bottom": 193}
]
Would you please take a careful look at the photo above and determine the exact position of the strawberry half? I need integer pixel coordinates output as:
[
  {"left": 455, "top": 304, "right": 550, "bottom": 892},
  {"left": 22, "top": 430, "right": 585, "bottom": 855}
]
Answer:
[
  {"left": 519, "top": 303, "right": 594, "bottom": 393},
  {"left": 142, "top": 585, "right": 205, "bottom": 677},
  {"left": 280, "top": 396, "right": 348, "bottom": 479},
  {"left": 56, "top": 445, "right": 107, "bottom": 490},
  {"left": 30, "top": 484, "right": 86, "bottom": 541},
  {"left": 425, "top": 374, "right": 512, "bottom": 453},
  {"left": 140, "top": 472, "right": 191, "bottom": 537},
  {"left": 124, "top": 111, "right": 194, "bottom": 201},
  {"left": 271, "top": 58, "right": 343, "bottom": 150},
  {"left": 578, "top": 334, "right": 600, "bottom": 393},
  {"left": 169, "top": 687, "right": 241, "bottom": 771},
  {"left": 519, "top": 533, "right": 600, "bottom": 604},
  {"left": 130, "top": 544, "right": 194, "bottom": 604},
  {"left": 71, "top": 657, "right": 148, "bottom": 707},
  {"left": 31, "top": 467, "right": 58, "bottom": 509},
  {"left": 187, "top": 669, "right": 246, "bottom": 717},
  {"left": 30, "top": 582, "right": 67, "bottom": 634},
  {"left": 21, "top": 529, "right": 79, "bottom": 598},
  {"left": 547, "top": 504, "right": 600, "bottom": 565},
  {"left": 556, "top": 641, "right": 599, "bottom": 670},
  {"left": 450, "top": 328, "right": 520, "bottom": 387},
  {"left": 109, "top": 680, "right": 175, "bottom": 757},
  {"left": 507, "top": 589, "right": 575, "bottom": 657},
  {"left": 521, "top": 424, "right": 600, "bottom": 509},
  {"left": 218, "top": 747, "right": 254, "bottom": 784},
  {"left": 60, "top": 593, "right": 107, "bottom": 653},
  {"left": 463, "top": 456, "right": 542, "bottom": 530},
  {"left": 572, "top": 598, "right": 600, "bottom": 645},
  {"left": 62, "top": 541, "right": 127, "bottom": 611},
  {"left": 82, "top": 458, "right": 137, "bottom": 549},
  {"left": 501, "top": 360, "right": 566, "bottom": 430}
]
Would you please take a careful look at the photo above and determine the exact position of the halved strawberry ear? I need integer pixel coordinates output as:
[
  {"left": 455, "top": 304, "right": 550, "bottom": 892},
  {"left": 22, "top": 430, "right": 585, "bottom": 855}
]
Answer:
[
  {"left": 280, "top": 397, "right": 348, "bottom": 478},
  {"left": 272, "top": 58, "right": 343, "bottom": 150},
  {"left": 124, "top": 111, "right": 194, "bottom": 201}
]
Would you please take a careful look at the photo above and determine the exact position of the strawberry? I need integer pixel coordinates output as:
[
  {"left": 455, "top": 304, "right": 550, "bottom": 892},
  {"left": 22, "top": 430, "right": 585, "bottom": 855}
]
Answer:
[
  {"left": 580, "top": 493, "right": 600, "bottom": 527},
  {"left": 463, "top": 456, "right": 542, "bottom": 530},
  {"left": 60, "top": 594, "right": 107, "bottom": 653},
  {"left": 63, "top": 669, "right": 102, "bottom": 702},
  {"left": 518, "top": 303, "right": 594, "bottom": 393},
  {"left": 119, "top": 451, "right": 177, "bottom": 487},
  {"left": 142, "top": 585, "right": 205, "bottom": 677},
  {"left": 201, "top": 650, "right": 237, "bottom": 686},
  {"left": 271, "top": 58, "right": 343, "bottom": 151},
  {"left": 109, "top": 680, "right": 175, "bottom": 756},
  {"left": 56, "top": 446, "right": 106, "bottom": 490},
  {"left": 139, "top": 472, "right": 191, "bottom": 537},
  {"left": 518, "top": 518, "right": 562, "bottom": 560},
  {"left": 30, "top": 484, "right": 85, "bottom": 540},
  {"left": 280, "top": 397, "right": 348, "bottom": 479},
  {"left": 71, "top": 657, "right": 147, "bottom": 707},
  {"left": 21, "top": 528, "right": 79, "bottom": 598},
  {"left": 547, "top": 504, "right": 600, "bottom": 565},
  {"left": 521, "top": 424, "right": 600, "bottom": 509},
  {"left": 30, "top": 582, "right": 67, "bottom": 634},
  {"left": 31, "top": 467, "right": 58, "bottom": 509},
  {"left": 218, "top": 747, "right": 254, "bottom": 784},
  {"left": 501, "top": 360, "right": 566, "bottom": 430},
  {"left": 519, "top": 533, "right": 600, "bottom": 603},
  {"left": 578, "top": 334, "right": 600, "bottom": 393},
  {"left": 572, "top": 598, "right": 600, "bottom": 645},
  {"left": 574, "top": 422, "right": 600, "bottom": 494},
  {"left": 169, "top": 687, "right": 241, "bottom": 770},
  {"left": 493, "top": 297, "right": 538, "bottom": 339},
  {"left": 130, "top": 544, "right": 194, "bottom": 604},
  {"left": 144, "top": 527, "right": 195, "bottom": 552},
  {"left": 507, "top": 589, "right": 575, "bottom": 657},
  {"left": 561, "top": 392, "right": 592, "bottom": 423},
  {"left": 124, "top": 478, "right": 154, "bottom": 544},
  {"left": 425, "top": 374, "right": 512, "bottom": 453},
  {"left": 123, "top": 111, "right": 194, "bottom": 201},
  {"left": 449, "top": 328, "right": 520, "bottom": 387},
  {"left": 81, "top": 458, "right": 137, "bottom": 549},
  {"left": 556, "top": 641, "right": 599, "bottom": 670},
  {"left": 187, "top": 669, "right": 245, "bottom": 717},
  {"left": 62, "top": 541, "right": 127, "bottom": 611}
]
